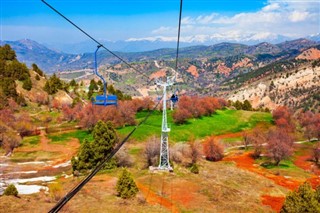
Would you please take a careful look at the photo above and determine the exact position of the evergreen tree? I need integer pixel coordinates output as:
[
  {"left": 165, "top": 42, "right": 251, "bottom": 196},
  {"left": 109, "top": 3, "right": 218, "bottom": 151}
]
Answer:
[
  {"left": 22, "top": 77, "right": 32, "bottom": 91},
  {"left": 0, "top": 44, "right": 16, "bottom": 61},
  {"left": 31, "top": 63, "right": 44, "bottom": 76},
  {"left": 116, "top": 169, "right": 139, "bottom": 199},
  {"left": 4, "top": 184, "right": 18, "bottom": 196},
  {"left": 281, "top": 182, "right": 320, "bottom": 213},
  {"left": 35, "top": 74, "right": 40, "bottom": 81},
  {"left": 69, "top": 79, "right": 77, "bottom": 87},
  {"left": 242, "top": 100, "right": 252, "bottom": 111},
  {"left": 71, "top": 121, "right": 118, "bottom": 173},
  {"left": 44, "top": 74, "right": 63, "bottom": 95},
  {"left": 89, "top": 79, "right": 98, "bottom": 91},
  {"left": 71, "top": 139, "right": 95, "bottom": 172},
  {"left": 92, "top": 121, "right": 118, "bottom": 162},
  {"left": 233, "top": 100, "right": 243, "bottom": 110}
]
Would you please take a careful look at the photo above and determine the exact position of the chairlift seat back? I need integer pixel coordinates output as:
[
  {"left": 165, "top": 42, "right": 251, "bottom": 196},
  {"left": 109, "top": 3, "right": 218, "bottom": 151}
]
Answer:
[{"left": 93, "top": 95, "right": 118, "bottom": 106}]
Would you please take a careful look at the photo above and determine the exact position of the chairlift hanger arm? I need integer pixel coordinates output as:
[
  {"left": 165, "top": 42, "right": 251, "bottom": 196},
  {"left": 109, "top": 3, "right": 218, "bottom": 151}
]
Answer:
[{"left": 94, "top": 45, "right": 107, "bottom": 96}]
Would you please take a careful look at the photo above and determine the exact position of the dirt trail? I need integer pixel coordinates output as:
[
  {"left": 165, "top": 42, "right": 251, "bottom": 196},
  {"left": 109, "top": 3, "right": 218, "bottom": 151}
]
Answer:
[
  {"left": 136, "top": 182, "right": 180, "bottom": 213},
  {"left": 16, "top": 130, "right": 80, "bottom": 166}
]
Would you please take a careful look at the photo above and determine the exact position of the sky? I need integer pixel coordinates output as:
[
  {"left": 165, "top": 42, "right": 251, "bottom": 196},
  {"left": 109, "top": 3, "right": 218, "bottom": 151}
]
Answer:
[{"left": 1, "top": 0, "right": 319, "bottom": 44}]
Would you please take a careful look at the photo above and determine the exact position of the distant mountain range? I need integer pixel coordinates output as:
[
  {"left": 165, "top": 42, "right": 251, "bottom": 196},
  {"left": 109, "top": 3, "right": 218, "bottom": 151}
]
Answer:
[
  {"left": 0, "top": 37, "right": 319, "bottom": 73},
  {"left": 45, "top": 33, "right": 320, "bottom": 54}
]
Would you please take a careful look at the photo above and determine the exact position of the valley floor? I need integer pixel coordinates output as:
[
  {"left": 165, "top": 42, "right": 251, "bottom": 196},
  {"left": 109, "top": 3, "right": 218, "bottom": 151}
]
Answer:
[{"left": 1, "top": 129, "right": 319, "bottom": 213}]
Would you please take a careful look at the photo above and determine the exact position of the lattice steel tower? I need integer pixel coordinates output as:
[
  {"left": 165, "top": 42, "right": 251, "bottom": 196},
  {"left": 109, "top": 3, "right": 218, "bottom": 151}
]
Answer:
[{"left": 156, "top": 76, "right": 175, "bottom": 171}]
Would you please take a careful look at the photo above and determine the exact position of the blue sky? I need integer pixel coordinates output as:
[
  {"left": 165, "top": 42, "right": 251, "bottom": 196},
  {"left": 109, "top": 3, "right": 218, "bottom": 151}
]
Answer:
[{"left": 1, "top": 0, "right": 319, "bottom": 44}]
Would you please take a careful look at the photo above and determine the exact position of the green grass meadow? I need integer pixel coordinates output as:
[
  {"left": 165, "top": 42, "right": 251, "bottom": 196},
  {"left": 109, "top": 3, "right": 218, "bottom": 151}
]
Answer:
[
  {"left": 117, "top": 109, "right": 272, "bottom": 142},
  {"left": 47, "top": 130, "right": 93, "bottom": 144}
]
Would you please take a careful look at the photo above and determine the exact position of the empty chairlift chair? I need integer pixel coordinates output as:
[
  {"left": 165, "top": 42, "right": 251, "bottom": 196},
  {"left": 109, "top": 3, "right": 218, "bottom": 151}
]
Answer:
[{"left": 91, "top": 45, "right": 118, "bottom": 106}]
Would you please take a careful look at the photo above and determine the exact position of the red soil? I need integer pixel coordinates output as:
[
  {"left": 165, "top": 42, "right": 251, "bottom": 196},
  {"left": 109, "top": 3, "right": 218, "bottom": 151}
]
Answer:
[
  {"left": 170, "top": 180, "right": 205, "bottom": 209},
  {"left": 215, "top": 132, "right": 243, "bottom": 140},
  {"left": 223, "top": 152, "right": 301, "bottom": 190},
  {"left": 293, "top": 151, "right": 320, "bottom": 189},
  {"left": 224, "top": 150, "right": 320, "bottom": 212},
  {"left": 150, "top": 69, "right": 166, "bottom": 80},
  {"left": 186, "top": 65, "right": 199, "bottom": 78},
  {"left": 223, "top": 152, "right": 300, "bottom": 212},
  {"left": 136, "top": 182, "right": 180, "bottom": 213},
  {"left": 294, "top": 153, "right": 320, "bottom": 176},
  {"left": 296, "top": 48, "right": 320, "bottom": 60},
  {"left": 261, "top": 195, "right": 285, "bottom": 212}
]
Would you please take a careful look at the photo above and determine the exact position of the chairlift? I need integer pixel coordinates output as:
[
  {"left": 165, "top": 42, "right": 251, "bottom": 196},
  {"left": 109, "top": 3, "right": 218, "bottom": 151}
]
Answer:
[{"left": 91, "top": 45, "right": 118, "bottom": 106}]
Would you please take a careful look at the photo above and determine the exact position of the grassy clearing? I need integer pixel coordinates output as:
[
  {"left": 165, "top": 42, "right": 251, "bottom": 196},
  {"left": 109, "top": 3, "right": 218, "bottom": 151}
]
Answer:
[
  {"left": 128, "top": 147, "right": 143, "bottom": 155},
  {"left": 10, "top": 151, "right": 62, "bottom": 162},
  {"left": 255, "top": 157, "right": 311, "bottom": 179},
  {"left": 20, "top": 135, "right": 40, "bottom": 148},
  {"left": 221, "top": 137, "right": 243, "bottom": 144},
  {"left": 47, "top": 130, "right": 93, "bottom": 144},
  {"left": 117, "top": 109, "right": 272, "bottom": 142}
]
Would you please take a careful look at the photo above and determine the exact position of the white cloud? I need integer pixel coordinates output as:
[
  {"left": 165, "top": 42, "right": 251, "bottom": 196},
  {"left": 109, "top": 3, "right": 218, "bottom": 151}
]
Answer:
[
  {"left": 151, "top": 26, "right": 173, "bottom": 34},
  {"left": 262, "top": 3, "right": 280, "bottom": 12},
  {"left": 288, "top": 11, "right": 310, "bottom": 22},
  {"left": 136, "top": 0, "right": 320, "bottom": 43}
]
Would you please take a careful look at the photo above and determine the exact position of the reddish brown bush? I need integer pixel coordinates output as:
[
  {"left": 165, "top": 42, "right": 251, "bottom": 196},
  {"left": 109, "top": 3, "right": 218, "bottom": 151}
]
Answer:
[
  {"left": 299, "top": 111, "right": 320, "bottom": 141},
  {"left": 131, "top": 97, "right": 154, "bottom": 112},
  {"left": 272, "top": 106, "right": 295, "bottom": 132},
  {"left": 14, "top": 112, "right": 34, "bottom": 136},
  {"left": 34, "top": 93, "right": 48, "bottom": 105},
  {"left": 1, "top": 130, "right": 21, "bottom": 154},
  {"left": 78, "top": 104, "right": 101, "bottom": 131},
  {"left": 172, "top": 108, "right": 192, "bottom": 124},
  {"left": 246, "top": 127, "right": 266, "bottom": 158},
  {"left": 203, "top": 136, "right": 224, "bottom": 161},
  {"left": 173, "top": 96, "right": 225, "bottom": 124},
  {"left": 313, "top": 143, "right": 320, "bottom": 164},
  {"left": 52, "top": 99, "right": 61, "bottom": 110},
  {"left": 267, "top": 128, "right": 294, "bottom": 166}
]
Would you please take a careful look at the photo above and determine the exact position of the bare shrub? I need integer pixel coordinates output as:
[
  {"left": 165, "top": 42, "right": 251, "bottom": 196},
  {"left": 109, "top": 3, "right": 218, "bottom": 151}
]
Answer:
[
  {"left": 2, "top": 130, "right": 21, "bottom": 154},
  {"left": 267, "top": 128, "right": 294, "bottom": 166},
  {"left": 145, "top": 136, "right": 160, "bottom": 167},
  {"left": 246, "top": 127, "right": 266, "bottom": 159},
  {"left": 313, "top": 142, "right": 320, "bottom": 164},
  {"left": 170, "top": 143, "right": 189, "bottom": 165},
  {"left": 48, "top": 182, "right": 64, "bottom": 202},
  {"left": 115, "top": 147, "right": 133, "bottom": 167},
  {"left": 203, "top": 136, "right": 224, "bottom": 161},
  {"left": 186, "top": 137, "right": 202, "bottom": 164}
]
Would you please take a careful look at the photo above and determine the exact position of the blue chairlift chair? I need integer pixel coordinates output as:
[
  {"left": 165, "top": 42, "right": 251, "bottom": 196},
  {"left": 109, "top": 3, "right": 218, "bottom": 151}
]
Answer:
[{"left": 91, "top": 45, "right": 118, "bottom": 106}]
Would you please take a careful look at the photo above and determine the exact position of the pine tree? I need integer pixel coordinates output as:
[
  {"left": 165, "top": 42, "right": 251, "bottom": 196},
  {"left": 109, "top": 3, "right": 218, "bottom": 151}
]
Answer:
[
  {"left": 0, "top": 44, "right": 16, "bottom": 61},
  {"left": 31, "top": 63, "right": 44, "bottom": 76},
  {"left": 281, "top": 182, "right": 320, "bottom": 213},
  {"left": 71, "top": 139, "right": 95, "bottom": 172},
  {"left": 242, "top": 100, "right": 252, "bottom": 111},
  {"left": 44, "top": 74, "right": 63, "bottom": 95},
  {"left": 116, "top": 169, "right": 139, "bottom": 199},
  {"left": 22, "top": 77, "right": 32, "bottom": 91},
  {"left": 71, "top": 121, "right": 119, "bottom": 173},
  {"left": 4, "top": 184, "right": 18, "bottom": 196},
  {"left": 69, "top": 79, "right": 77, "bottom": 87},
  {"left": 92, "top": 121, "right": 118, "bottom": 162}
]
